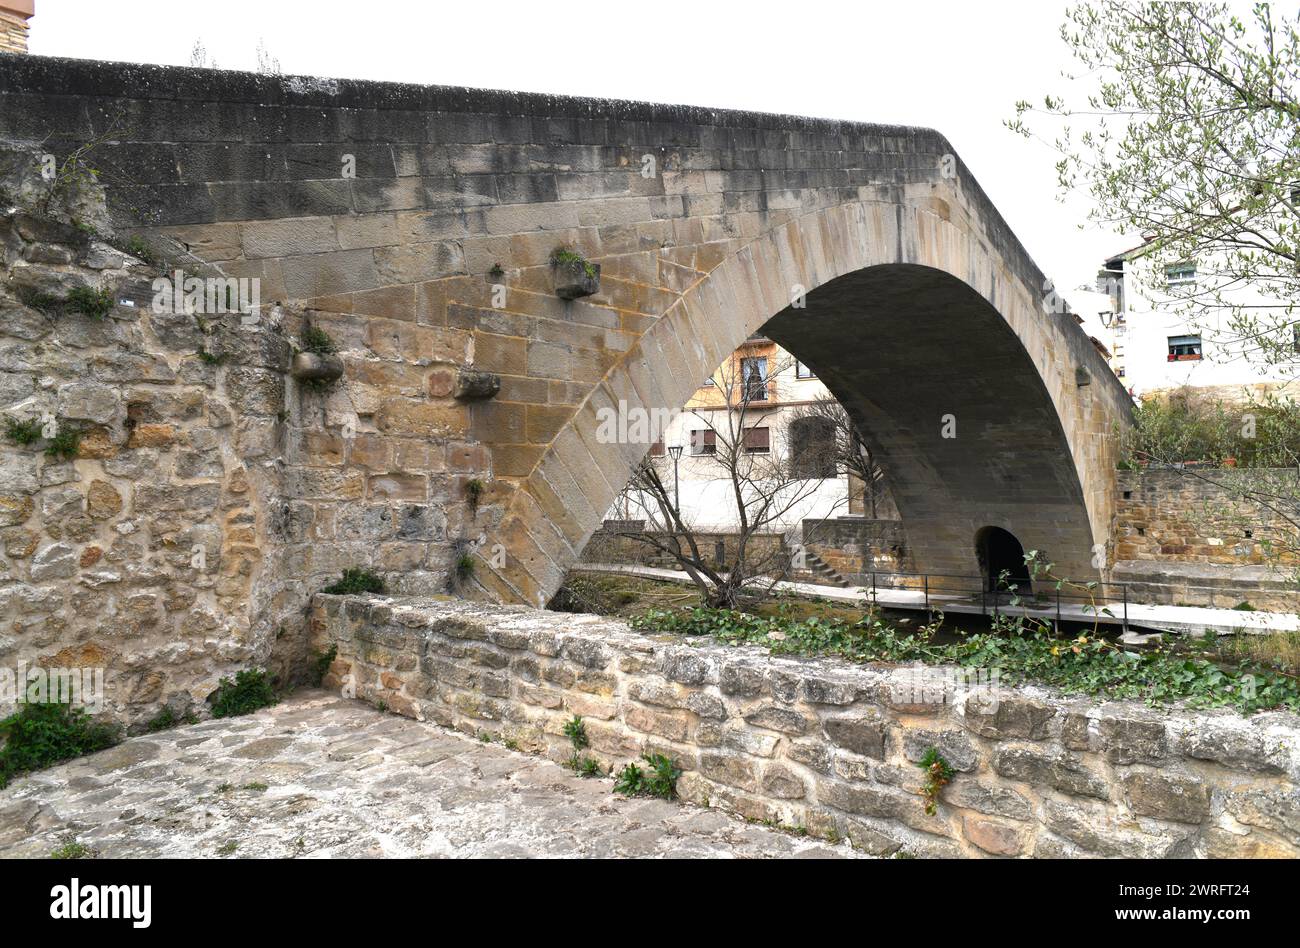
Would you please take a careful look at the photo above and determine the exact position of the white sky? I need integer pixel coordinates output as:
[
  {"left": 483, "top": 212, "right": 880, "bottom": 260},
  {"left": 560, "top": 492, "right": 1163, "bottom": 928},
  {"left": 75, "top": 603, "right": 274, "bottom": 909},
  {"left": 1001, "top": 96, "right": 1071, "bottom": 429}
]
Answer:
[{"left": 29, "top": 0, "right": 1140, "bottom": 299}]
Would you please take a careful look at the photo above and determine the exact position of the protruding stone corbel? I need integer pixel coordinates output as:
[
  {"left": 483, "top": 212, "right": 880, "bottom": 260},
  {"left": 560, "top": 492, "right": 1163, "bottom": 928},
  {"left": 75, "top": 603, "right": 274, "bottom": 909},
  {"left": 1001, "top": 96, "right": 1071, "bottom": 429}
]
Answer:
[
  {"left": 291, "top": 351, "right": 344, "bottom": 383},
  {"left": 551, "top": 249, "right": 600, "bottom": 300},
  {"left": 1075, "top": 366, "right": 1092, "bottom": 386},
  {"left": 454, "top": 368, "right": 500, "bottom": 401}
]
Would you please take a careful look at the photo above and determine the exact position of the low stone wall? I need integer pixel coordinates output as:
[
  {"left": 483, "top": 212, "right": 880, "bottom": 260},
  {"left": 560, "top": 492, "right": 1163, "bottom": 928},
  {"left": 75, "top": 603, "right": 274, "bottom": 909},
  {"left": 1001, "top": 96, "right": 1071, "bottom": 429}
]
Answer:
[
  {"left": 802, "top": 516, "right": 910, "bottom": 581},
  {"left": 579, "top": 527, "right": 789, "bottom": 573},
  {"left": 1113, "top": 561, "right": 1299, "bottom": 613},
  {"left": 311, "top": 594, "right": 1300, "bottom": 859}
]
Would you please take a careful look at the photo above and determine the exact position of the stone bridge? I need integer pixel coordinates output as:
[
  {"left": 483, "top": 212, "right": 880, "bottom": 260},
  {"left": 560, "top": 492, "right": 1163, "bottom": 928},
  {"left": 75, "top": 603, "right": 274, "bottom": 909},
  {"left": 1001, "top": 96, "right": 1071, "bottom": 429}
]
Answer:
[{"left": 0, "top": 54, "right": 1131, "bottom": 609}]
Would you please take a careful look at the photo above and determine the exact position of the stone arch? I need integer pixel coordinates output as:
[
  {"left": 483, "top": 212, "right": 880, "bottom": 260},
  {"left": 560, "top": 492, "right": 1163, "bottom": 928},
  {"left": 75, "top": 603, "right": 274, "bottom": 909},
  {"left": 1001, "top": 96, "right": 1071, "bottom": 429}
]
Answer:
[{"left": 472, "top": 194, "right": 1131, "bottom": 606}]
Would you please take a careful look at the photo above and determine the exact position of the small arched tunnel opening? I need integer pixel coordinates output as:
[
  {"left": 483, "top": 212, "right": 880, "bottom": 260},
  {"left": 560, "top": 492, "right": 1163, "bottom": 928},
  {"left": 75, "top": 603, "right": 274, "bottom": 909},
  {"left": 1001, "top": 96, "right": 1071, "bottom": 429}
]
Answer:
[{"left": 975, "top": 526, "right": 1032, "bottom": 594}]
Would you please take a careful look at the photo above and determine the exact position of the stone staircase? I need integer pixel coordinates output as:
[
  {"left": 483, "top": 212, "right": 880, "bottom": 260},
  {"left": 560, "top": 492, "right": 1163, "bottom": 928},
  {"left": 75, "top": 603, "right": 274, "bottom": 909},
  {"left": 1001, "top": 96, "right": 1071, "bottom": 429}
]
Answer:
[{"left": 797, "top": 549, "right": 853, "bottom": 589}]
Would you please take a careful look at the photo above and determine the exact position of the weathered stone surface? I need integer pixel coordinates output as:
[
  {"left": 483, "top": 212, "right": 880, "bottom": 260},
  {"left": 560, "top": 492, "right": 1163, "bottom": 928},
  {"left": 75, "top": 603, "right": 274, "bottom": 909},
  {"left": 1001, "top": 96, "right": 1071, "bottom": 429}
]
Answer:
[
  {"left": 964, "top": 696, "right": 1056, "bottom": 741},
  {"left": 1176, "top": 721, "right": 1288, "bottom": 775},
  {"left": 760, "top": 764, "right": 807, "bottom": 800},
  {"left": 30, "top": 542, "right": 78, "bottom": 580},
  {"left": 56, "top": 380, "right": 120, "bottom": 425},
  {"left": 720, "top": 662, "right": 764, "bottom": 697},
  {"left": 86, "top": 480, "right": 123, "bottom": 519},
  {"left": 963, "top": 815, "right": 1024, "bottom": 856},
  {"left": 902, "top": 729, "right": 979, "bottom": 772},
  {"left": 454, "top": 368, "right": 501, "bottom": 401},
  {"left": 743, "top": 705, "right": 812, "bottom": 735},
  {"left": 1121, "top": 772, "right": 1211, "bottom": 824},
  {"left": 823, "top": 715, "right": 887, "bottom": 759},
  {"left": 992, "top": 746, "right": 1110, "bottom": 801},
  {"left": 1098, "top": 713, "right": 1168, "bottom": 764},
  {"left": 944, "top": 779, "right": 1033, "bottom": 821}
]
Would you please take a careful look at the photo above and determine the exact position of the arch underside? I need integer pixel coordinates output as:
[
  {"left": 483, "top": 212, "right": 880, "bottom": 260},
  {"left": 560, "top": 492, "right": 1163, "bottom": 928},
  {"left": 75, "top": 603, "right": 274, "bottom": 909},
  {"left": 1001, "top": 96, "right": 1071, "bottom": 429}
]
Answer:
[{"left": 762, "top": 263, "right": 1097, "bottom": 583}]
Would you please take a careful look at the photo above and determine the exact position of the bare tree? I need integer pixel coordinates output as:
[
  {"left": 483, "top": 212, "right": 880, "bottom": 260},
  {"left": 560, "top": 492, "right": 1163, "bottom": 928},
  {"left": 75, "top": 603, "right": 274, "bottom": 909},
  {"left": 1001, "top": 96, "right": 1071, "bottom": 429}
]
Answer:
[
  {"left": 610, "top": 352, "right": 842, "bottom": 608},
  {"left": 789, "top": 395, "right": 888, "bottom": 518},
  {"left": 189, "top": 40, "right": 217, "bottom": 69},
  {"left": 255, "top": 39, "right": 282, "bottom": 76},
  {"left": 1010, "top": 2, "right": 1300, "bottom": 371}
]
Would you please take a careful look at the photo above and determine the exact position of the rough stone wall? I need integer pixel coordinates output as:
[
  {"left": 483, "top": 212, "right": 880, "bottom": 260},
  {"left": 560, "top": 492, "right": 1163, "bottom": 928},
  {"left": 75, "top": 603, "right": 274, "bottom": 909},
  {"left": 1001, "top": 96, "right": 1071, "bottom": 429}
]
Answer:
[
  {"left": 578, "top": 526, "right": 788, "bottom": 572},
  {"left": 312, "top": 595, "right": 1300, "bottom": 859},
  {"left": 1112, "top": 469, "right": 1298, "bottom": 610},
  {"left": 0, "top": 148, "right": 294, "bottom": 725},
  {"left": 1115, "top": 469, "right": 1298, "bottom": 567}
]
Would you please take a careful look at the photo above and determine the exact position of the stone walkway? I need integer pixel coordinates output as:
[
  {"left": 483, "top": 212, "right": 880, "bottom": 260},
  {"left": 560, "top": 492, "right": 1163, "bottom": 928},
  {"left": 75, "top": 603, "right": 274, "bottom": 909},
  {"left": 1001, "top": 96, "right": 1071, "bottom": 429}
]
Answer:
[{"left": 0, "top": 692, "right": 859, "bottom": 859}]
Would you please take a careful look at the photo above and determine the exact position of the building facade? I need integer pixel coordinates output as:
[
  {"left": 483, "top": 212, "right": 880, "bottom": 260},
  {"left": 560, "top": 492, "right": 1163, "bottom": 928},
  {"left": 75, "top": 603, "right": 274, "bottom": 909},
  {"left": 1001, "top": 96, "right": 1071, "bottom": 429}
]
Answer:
[
  {"left": 608, "top": 335, "right": 862, "bottom": 535},
  {"left": 1076, "top": 245, "right": 1299, "bottom": 401}
]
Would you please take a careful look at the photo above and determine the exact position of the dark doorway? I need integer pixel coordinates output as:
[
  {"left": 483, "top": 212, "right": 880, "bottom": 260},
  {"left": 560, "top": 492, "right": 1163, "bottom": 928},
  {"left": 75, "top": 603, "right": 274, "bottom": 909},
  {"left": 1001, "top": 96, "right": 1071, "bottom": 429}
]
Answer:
[{"left": 975, "top": 527, "right": 1031, "bottom": 594}]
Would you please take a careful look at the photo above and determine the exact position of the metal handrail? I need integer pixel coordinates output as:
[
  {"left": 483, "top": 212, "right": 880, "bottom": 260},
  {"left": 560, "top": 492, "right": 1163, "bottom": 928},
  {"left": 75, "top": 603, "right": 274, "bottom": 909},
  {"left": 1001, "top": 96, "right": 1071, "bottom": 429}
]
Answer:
[{"left": 863, "top": 570, "right": 1131, "bottom": 633}]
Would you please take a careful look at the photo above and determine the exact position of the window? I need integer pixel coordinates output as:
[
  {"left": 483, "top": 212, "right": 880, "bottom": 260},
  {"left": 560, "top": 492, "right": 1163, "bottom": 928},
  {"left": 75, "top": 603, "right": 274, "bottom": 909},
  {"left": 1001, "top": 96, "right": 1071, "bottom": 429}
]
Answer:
[
  {"left": 742, "top": 426, "right": 770, "bottom": 453},
  {"left": 1167, "top": 334, "right": 1202, "bottom": 361},
  {"left": 790, "top": 417, "right": 836, "bottom": 478},
  {"left": 1165, "top": 263, "right": 1197, "bottom": 287},
  {"left": 649, "top": 438, "right": 665, "bottom": 457},
  {"left": 740, "top": 356, "right": 769, "bottom": 402},
  {"left": 1292, "top": 323, "right": 1300, "bottom": 354},
  {"left": 795, "top": 361, "right": 816, "bottom": 379},
  {"left": 690, "top": 429, "right": 716, "bottom": 455}
]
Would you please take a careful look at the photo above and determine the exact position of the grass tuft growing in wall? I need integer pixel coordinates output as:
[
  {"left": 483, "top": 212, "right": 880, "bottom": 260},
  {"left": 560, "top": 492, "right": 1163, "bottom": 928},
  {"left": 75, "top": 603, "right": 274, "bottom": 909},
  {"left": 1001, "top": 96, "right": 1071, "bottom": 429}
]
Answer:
[
  {"left": 322, "top": 568, "right": 386, "bottom": 595},
  {"left": 208, "top": 669, "right": 278, "bottom": 719},
  {"left": 0, "top": 702, "right": 120, "bottom": 789}
]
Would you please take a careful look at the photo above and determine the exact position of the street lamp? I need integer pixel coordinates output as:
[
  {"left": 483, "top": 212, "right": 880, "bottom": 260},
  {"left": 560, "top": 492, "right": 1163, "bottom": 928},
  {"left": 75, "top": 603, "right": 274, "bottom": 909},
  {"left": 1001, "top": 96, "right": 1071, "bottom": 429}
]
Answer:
[{"left": 667, "top": 444, "right": 684, "bottom": 514}]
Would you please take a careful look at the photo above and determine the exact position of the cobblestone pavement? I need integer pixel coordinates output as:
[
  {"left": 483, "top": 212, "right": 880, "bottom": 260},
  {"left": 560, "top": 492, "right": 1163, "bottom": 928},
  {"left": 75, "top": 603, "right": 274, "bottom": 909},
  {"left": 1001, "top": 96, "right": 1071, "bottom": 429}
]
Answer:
[{"left": 0, "top": 692, "right": 862, "bottom": 859}]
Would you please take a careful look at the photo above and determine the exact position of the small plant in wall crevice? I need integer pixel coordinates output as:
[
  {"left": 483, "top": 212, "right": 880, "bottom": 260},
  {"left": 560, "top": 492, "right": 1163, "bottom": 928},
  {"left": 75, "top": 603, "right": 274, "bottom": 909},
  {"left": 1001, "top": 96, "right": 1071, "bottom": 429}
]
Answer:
[
  {"left": 562, "top": 715, "right": 603, "bottom": 776},
  {"left": 916, "top": 746, "right": 954, "bottom": 816},
  {"left": 614, "top": 753, "right": 680, "bottom": 799},
  {"left": 448, "top": 537, "right": 477, "bottom": 593},
  {"left": 465, "top": 478, "right": 485, "bottom": 515},
  {"left": 322, "top": 568, "right": 386, "bottom": 595},
  {"left": 44, "top": 427, "right": 81, "bottom": 461},
  {"left": 301, "top": 325, "right": 336, "bottom": 354},
  {"left": 550, "top": 247, "right": 597, "bottom": 279},
  {"left": 3, "top": 416, "right": 42, "bottom": 446},
  {"left": 550, "top": 246, "right": 600, "bottom": 300},
  {"left": 295, "top": 324, "right": 342, "bottom": 391}
]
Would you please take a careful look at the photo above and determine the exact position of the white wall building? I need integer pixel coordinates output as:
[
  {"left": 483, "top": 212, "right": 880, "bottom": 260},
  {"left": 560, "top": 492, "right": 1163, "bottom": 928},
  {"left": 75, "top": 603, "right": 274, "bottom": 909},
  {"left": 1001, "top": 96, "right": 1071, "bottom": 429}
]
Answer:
[
  {"left": 1075, "top": 246, "right": 1299, "bottom": 400},
  {"left": 607, "top": 336, "right": 853, "bottom": 535}
]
